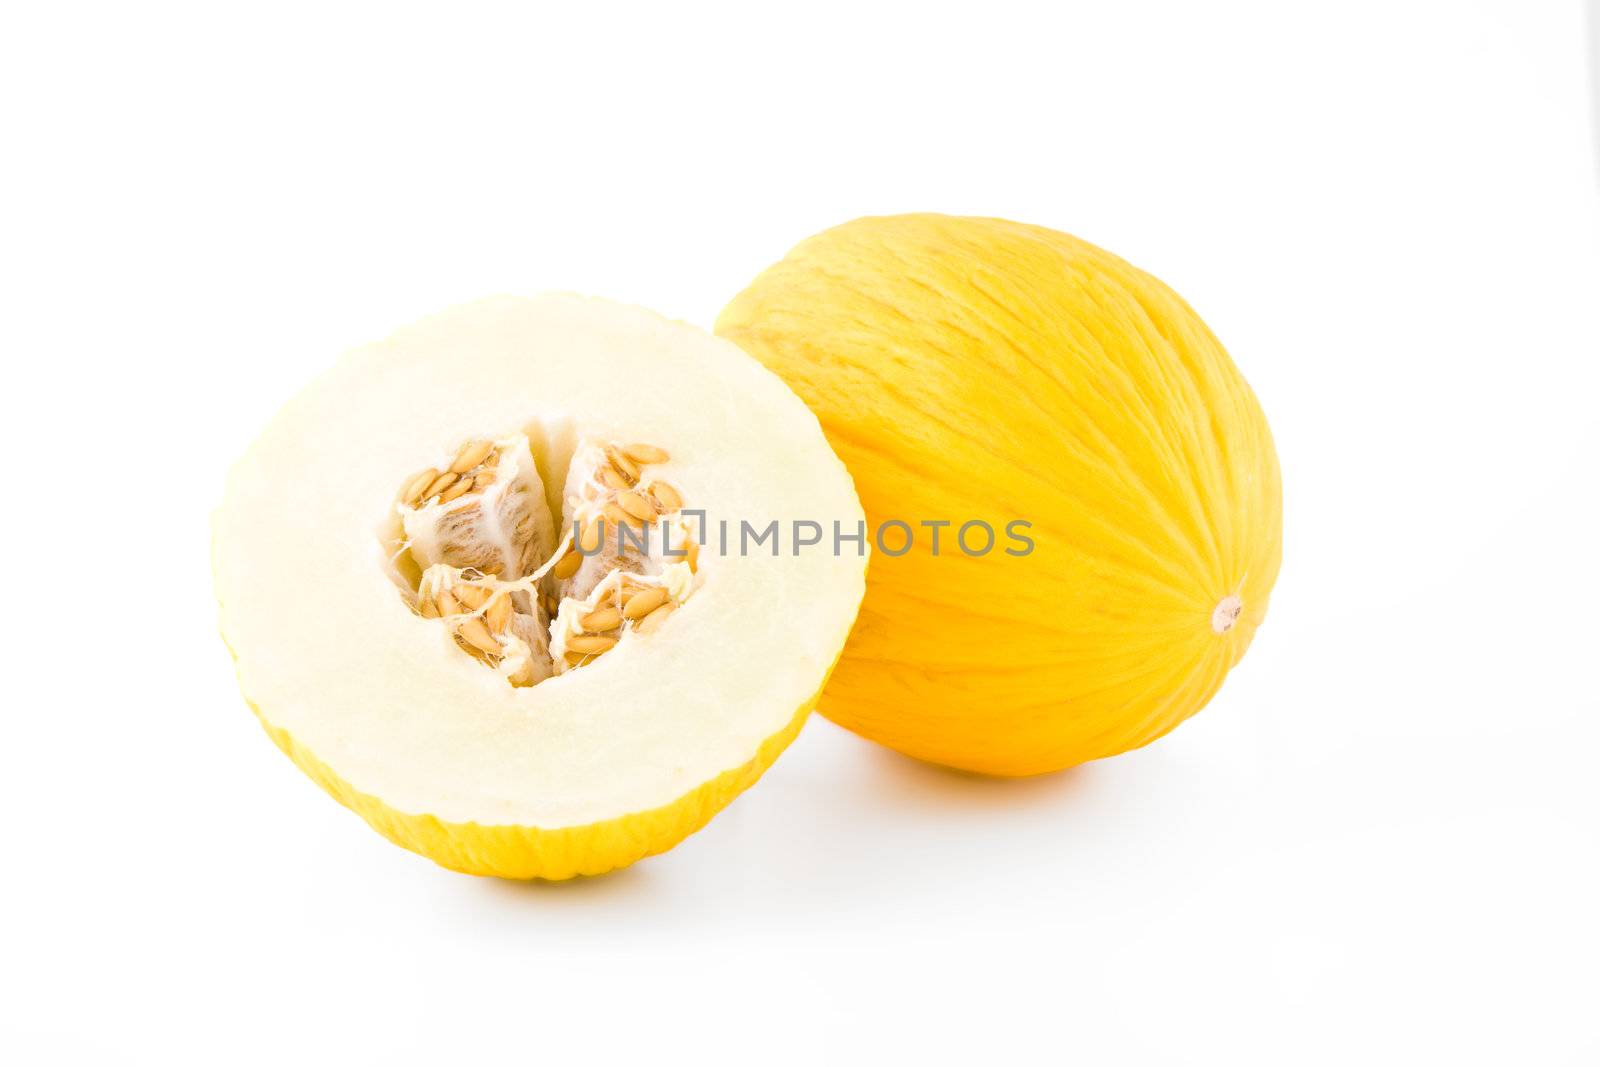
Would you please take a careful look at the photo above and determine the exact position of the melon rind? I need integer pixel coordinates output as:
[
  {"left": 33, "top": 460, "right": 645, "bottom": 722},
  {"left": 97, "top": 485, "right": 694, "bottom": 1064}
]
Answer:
[
  {"left": 236, "top": 662, "right": 818, "bottom": 880},
  {"left": 716, "top": 214, "right": 1282, "bottom": 776}
]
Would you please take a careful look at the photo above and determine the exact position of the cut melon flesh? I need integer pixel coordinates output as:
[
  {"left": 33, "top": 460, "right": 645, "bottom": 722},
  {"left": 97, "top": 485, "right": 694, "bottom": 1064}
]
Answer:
[{"left": 213, "top": 295, "right": 867, "bottom": 878}]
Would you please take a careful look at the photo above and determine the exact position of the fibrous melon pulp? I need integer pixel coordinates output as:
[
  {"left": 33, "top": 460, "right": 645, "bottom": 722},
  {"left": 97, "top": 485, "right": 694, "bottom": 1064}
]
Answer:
[
  {"left": 717, "top": 214, "right": 1282, "bottom": 776},
  {"left": 214, "top": 295, "right": 867, "bottom": 878}
]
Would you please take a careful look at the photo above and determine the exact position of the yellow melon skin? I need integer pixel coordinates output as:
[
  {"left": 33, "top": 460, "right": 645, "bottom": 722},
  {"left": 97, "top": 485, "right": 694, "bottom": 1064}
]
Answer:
[
  {"left": 717, "top": 215, "right": 1282, "bottom": 776},
  {"left": 232, "top": 653, "right": 822, "bottom": 880}
]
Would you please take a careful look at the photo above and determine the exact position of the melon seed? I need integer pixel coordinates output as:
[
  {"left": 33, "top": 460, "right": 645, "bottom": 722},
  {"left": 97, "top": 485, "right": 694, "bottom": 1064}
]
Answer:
[
  {"left": 423, "top": 471, "right": 457, "bottom": 500},
  {"left": 616, "top": 490, "right": 655, "bottom": 521},
  {"left": 552, "top": 548, "right": 582, "bottom": 579},
  {"left": 634, "top": 601, "right": 676, "bottom": 635},
  {"left": 438, "top": 478, "right": 473, "bottom": 504},
  {"left": 606, "top": 448, "right": 640, "bottom": 483},
  {"left": 458, "top": 616, "right": 501, "bottom": 655},
  {"left": 403, "top": 468, "right": 439, "bottom": 505},
  {"left": 621, "top": 443, "right": 669, "bottom": 465},
  {"left": 579, "top": 606, "right": 622, "bottom": 632},
  {"left": 623, "top": 587, "right": 670, "bottom": 620},
  {"left": 648, "top": 481, "right": 683, "bottom": 512},
  {"left": 451, "top": 439, "right": 494, "bottom": 474},
  {"left": 486, "top": 593, "right": 512, "bottom": 633},
  {"left": 566, "top": 633, "right": 618, "bottom": 655}
]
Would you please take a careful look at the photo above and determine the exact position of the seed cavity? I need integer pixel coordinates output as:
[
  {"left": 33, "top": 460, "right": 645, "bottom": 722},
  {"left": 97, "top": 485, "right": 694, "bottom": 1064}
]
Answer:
[{"left": 389, "top": 434, "right": 696, "bottom": 686}]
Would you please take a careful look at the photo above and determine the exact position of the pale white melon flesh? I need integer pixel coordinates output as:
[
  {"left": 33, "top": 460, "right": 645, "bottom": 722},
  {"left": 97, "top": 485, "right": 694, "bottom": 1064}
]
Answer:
[{"left": 213, "top": 295, "right": 867, "bottom": 874}]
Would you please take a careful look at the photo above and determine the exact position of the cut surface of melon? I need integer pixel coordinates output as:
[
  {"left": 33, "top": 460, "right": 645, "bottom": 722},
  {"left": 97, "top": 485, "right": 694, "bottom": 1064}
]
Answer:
[{"left": 213, "top": 295, "right": 867, "bottom": 878}]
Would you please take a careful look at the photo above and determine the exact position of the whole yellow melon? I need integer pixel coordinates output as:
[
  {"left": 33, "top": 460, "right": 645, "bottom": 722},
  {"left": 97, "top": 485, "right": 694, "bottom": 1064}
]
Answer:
[{"left": 716, "top": 214, "right": 1281, "bottom": 776}]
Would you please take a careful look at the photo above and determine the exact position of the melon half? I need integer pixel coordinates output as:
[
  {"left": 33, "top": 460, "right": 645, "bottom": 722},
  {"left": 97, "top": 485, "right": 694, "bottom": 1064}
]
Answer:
[{"left": 213, "top": 295, "right": 867, "bottom": 879}]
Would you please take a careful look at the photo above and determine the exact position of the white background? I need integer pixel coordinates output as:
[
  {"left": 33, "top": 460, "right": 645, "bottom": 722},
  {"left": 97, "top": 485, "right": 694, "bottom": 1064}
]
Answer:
[{"left": 2, "top": 2, "right": 1597, "bottom": 1063}]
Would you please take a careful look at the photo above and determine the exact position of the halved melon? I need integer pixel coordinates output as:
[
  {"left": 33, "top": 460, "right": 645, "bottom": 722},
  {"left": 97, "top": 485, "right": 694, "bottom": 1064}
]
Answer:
[{"left": 213, "top": 295, "right": 867, "bottom": 879}]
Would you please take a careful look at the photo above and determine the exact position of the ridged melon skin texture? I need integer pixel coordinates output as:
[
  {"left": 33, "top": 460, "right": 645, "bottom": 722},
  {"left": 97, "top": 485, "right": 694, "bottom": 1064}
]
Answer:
[{"left": 717, "top": 214, "right": 1282, "bottom": 776}]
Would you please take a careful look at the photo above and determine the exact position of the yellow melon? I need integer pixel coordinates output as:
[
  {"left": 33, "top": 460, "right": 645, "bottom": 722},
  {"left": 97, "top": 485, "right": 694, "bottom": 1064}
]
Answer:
[
  {"left": 716, "top": 214, "right": 1281, "bottom": 776},
  {"left": 214, "top": 296, "right": 867, "bottom": 878}
]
